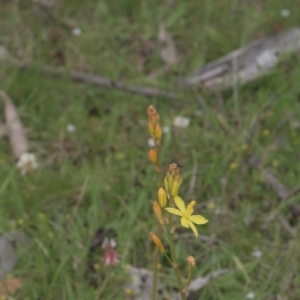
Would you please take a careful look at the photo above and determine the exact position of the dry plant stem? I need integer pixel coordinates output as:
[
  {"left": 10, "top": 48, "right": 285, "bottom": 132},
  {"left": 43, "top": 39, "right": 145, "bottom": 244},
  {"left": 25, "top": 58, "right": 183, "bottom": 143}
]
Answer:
[{"left": 167, "top": 210, "right": 186, "bottom": 300}]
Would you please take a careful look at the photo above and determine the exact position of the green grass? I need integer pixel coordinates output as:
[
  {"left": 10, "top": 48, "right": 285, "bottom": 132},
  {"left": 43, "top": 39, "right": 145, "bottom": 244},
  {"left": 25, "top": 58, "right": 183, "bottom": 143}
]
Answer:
[{"left": 1, "top": 0, "right": 300, "bottom": 299}]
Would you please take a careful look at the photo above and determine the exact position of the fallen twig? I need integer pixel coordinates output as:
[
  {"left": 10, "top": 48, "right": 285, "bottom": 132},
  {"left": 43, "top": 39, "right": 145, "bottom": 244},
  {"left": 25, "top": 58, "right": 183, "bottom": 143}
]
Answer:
[
  {"left": 248, "top": 155, "right": 300, "bottom": 207},
  {"left": 179, "top": 28, "right": 300, "bottom": 91},
  {"left": 0, "top": 43, "right": 178, "bottom": 100},
  {"left": 27, "top": 65, "right": 179, "bottom": 100}
]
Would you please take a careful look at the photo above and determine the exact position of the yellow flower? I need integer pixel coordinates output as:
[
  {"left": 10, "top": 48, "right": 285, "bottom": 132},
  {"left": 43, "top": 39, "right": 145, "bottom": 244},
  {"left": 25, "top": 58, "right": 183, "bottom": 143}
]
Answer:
[{"left": 165, "top": 196, "right": 208, "bottom": 238}]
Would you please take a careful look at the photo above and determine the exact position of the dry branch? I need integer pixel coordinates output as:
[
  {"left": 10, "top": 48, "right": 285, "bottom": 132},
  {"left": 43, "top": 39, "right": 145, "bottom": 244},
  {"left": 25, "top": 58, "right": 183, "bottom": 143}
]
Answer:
[
  {"left": 248, "top": 155, "right": 300, "bottom": 204},
  {"left": 32, "top": 65, "right": 178, "bottom": 100},
  {"left": 179, "top": 28, "right": 300, "bottom": 91}
]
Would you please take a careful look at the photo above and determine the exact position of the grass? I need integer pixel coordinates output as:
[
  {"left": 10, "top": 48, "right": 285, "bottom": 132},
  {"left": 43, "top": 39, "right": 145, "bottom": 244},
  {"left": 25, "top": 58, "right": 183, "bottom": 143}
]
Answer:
[{"left": 1, "top": 0, "right": 300, "bottom": 299}]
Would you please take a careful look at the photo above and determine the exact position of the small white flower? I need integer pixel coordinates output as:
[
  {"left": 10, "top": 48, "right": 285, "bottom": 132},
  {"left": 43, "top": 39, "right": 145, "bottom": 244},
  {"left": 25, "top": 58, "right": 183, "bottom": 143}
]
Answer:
[
  {"left": 246, "top": 292, "right": 255, "bottom": 299},
  {"left": 66, "top": 123, "right": 76, "bottom": 132},
  {"left": 16, "top": 152, "right": 39, "bottom": 175},
  {"left": 280, "top": 9, "right": 290, "bottom": 17},
  {"left": 173, "top": 116, "right": 190, "bottom": 128},
  {"left": 162, "top": 126, "right": 170, "bottom": 134},
  {"left": 252, "top": 248, "right": 262, "bottom": 258},
  {"left": 71, "top": 27, "right": 82, "bottom": 36},
  {"left": 147, "top": 138, "right": 155, "bottom": 148}
]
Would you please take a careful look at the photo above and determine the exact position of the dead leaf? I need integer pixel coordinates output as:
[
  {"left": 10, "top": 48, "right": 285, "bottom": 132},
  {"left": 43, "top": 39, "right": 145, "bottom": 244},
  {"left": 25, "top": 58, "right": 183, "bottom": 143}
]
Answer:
[
  {"left": 157, "top": 23, "right": 179, "bottom": 66},
  {"left": 0, "top": 278, "right": 23, "bottom": 296},
  {"left": 0, "top": 91, "right": 28, "bottom": 159}
]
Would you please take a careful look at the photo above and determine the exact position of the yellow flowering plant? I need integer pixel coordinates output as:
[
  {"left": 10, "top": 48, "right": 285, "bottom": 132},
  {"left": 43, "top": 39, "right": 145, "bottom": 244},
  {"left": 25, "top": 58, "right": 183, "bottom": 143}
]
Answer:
[
  {"left": 165, "top": 196, "right": 208, "bottom": 239},
  {"left": 146, "top": 105, "right": 208, "bottom": 300}
]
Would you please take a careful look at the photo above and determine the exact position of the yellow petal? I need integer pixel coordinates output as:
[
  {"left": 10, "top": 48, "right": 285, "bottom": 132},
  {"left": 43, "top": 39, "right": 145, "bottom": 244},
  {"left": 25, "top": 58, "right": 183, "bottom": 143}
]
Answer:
[
  {"left": 165, "top": 207, "right": 182, "bottom": 217},
  {"left": 174, "top": 196, "right": 185, "bottom": 213},
  {"left": 188, "top": 220, "right": 199, "bottom": 238},
  {"left": 180, "top": 217, "right": 189, "bottom": 228},
  {"left": 189, "top": 215, "right": 208, "bottom": 225}
]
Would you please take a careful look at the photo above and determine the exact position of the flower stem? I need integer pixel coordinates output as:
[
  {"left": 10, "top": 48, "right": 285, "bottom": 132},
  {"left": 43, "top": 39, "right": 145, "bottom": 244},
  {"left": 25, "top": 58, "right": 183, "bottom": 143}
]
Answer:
[
  {"left": 151, "top": 223, "right": 161, "bottom": 300},
  {"left": 186, "top": 266, "right": 193, "bottom": 289},
  {"left": 151, "top": 157, "right": 163, "bottom": 300},
  {"left": 167, "top": 209, "right": 186, "bottom": 300}
]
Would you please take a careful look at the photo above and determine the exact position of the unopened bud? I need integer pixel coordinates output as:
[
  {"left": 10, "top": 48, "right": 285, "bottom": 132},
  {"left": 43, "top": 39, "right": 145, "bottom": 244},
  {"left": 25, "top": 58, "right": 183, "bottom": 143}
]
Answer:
[
  {"left": 147, "top": 105, "right": 160, "bottom": 123},
  {"left": 155, "top": 125, "right": 162, "bottom": 140},
  {"left": 147, "top": 105, "right": 157, "bottom": 118},
  {"left": 153, "top": 201, "right": 164, "bottom": 224},
  {"left": 148, "top": 123, "right": 155, "bottom": 135},
  {"left": 164, "top": 177, "right": 169, "bottom": 193},
  {"left": 186, "top": 256, "right": 195, "bottom": 267},
  {"left": 149, "top": 232, "right": 165, "bottom": 253},
  {"left": 158, "top": 188, "right": 167, "bottom": 208},
  {"left": 170, "top": 179, "right": 180, "bottom": 197},
  {"left": 167, "top": 175, "right": 174, "bottom": 193},
  {"left": 149, "top": 149, "right": 158, "bottom": 163}
]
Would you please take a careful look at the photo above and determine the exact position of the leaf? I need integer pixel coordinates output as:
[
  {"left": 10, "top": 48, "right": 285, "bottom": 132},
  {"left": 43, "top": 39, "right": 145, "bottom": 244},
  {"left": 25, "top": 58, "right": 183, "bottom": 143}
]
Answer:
[
  {"left": 0, "top": 91, "right": 28, "bottom": 159},
  {"left": 157, "top": 23, "right": 179, "bottom": 66},
  {"left": 0, "top": 278, "right": 23, "bottom": 296}
]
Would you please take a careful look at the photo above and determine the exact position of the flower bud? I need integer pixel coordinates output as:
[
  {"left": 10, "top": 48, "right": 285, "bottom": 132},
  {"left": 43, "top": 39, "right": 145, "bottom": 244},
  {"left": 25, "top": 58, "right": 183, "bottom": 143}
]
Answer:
[
  {"left": 149, "top": 232, "right": 165, "bottom": 253},
  {"left": 170, "top": 179, "right": 180, "bottom": 197},
  {"left": 153, "top": 201, "right": 164, "bottom": 224},
  {"left": 155, "top": 125, "right": 162, "bottom": 140},
  {"left": 167, "top": 175, "right": 174, "bottom": 193},
  {"left": 148, "top": 123, "right": 155, "bottom": 135},
  {"left": 158, "top": 188, "right": 167, "bottom": 208},
  {"left": 186, "top": 256, "right": 195, "bottom": 267},
  {"left": 164, "top": 177, "right": 169, "bottom": 193},
  {"left": 149, "top": 149, "right": 158, "bottom": 163}
]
